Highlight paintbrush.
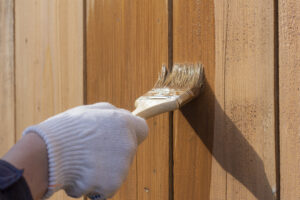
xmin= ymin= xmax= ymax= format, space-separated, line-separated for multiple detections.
xmin=132 ymin=63 xmax=204 ymax=119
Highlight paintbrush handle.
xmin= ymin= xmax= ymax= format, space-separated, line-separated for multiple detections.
xmin=132 ymin=99 xmax=178 ymax=119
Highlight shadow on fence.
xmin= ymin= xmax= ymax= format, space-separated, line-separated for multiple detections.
xmin=180 ymin=81 xmax=275 ymax=200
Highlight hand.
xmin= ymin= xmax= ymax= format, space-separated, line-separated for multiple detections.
xmin=23 ymin=103 xmax=148 ymax=199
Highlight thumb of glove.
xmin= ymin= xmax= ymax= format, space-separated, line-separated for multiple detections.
xmin=132 ymin=116 xmax=148 ymax=144
xmin=121 ymin=110 xmax=148 ymax=145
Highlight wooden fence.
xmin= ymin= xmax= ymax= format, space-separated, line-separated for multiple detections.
xmin=0 ymin=0 xmax=299 ymax=199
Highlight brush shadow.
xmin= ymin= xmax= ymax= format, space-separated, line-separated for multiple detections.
xmin=180 ymin=82 xmax=275 ymax=200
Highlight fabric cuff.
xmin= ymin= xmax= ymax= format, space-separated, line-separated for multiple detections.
xmin=22 ymin=115 xmax=87 ymax=199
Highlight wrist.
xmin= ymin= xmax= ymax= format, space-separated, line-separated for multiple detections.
xmin=23 ymin=119 xmax=90 ymax=198
xmin=2 ymin=132 xmax=48 ymax=200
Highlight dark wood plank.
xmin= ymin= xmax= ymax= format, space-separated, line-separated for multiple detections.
xmin=86 ymin=0 xmax=169 ymax=199
xmin=173 ymin=0 xmax=216 ymax=199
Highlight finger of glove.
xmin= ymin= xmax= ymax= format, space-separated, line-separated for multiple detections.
xmin=87 ymin=102 xmax=117 ymax=110
xmin=122 ymin=111 xmax=148 ymax=145
xmin=133 ymin=116 xmax=148 ymax=144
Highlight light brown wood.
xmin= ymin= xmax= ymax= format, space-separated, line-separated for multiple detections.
xmin=86 ymin=0 xmax=169 ymax=199
xmin=173 ymin=0 xmax=216 ymax=199
xmin=211 ymin=0 xmax=277 ymax=199
xmin=279 ymin=0 xmax=300 ymax=199
xmin=0 ymin=0 xmax=15 ymax=157
xmin=0 ymin=0 xmax=289 ymax=199
xmin=210 ymin=0 xmax=227 ymax=198
xmin=15 ymin=0 xmax=84 ymax=199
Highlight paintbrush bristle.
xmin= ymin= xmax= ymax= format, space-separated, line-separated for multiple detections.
xmin=154 ymin=63 xmax=204 ymax=92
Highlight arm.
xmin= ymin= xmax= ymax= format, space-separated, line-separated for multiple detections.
xmin=2 ymin=132 xmax=48 ymax=200
xmin=2 ymin=103 xmax=148 ymax=200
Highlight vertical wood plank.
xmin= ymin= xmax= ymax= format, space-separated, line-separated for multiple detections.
xmin=173 ymin=0 xmax=216 ymax=199
xmin=15 ymin=0 xmax=84 ymax=199
xmin=279 ymin=0 xmax=300 ymax=199
xmin=86 ymin=0 xmax=169 ymax=200
xmin=210 ymin=0 xmax=227 ymax=198
xmin=211 ymin=0 xmax=277 ymax=199
xmin=0 ymin=0 xmax=14 ymax=157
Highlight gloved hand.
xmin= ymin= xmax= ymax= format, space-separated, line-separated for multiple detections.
xmin=22 ymin=102 xmax=148 ymax=199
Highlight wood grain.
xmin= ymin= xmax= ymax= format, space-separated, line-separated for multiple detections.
xmin=279 ymin=0 xmax=300 ymax=199
xmin=210 ymin=0 xmax=227 ymax=198
xmin=15 ymin=0 xmax=84 ymax=199
xmin=86 ymin=0 xmax=169 ymax=200
xmin=173 ymin=0 xmax=216 ymax=199
xmin=0 ymin=0 xmax=15 ymax=157
xmin=211 ymin=0 xmax=277 ymax=199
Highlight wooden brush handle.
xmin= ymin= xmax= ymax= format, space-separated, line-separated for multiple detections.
xmin=132 ymin=99 xmax=178 ymax=119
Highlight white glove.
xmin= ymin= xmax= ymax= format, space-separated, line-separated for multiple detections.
xmin=22 ymin=102 xmax=148 ymax=199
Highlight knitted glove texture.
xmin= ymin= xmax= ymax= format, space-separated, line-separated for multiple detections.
xmin=23 ymin=103 xmax=148 ymax=199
